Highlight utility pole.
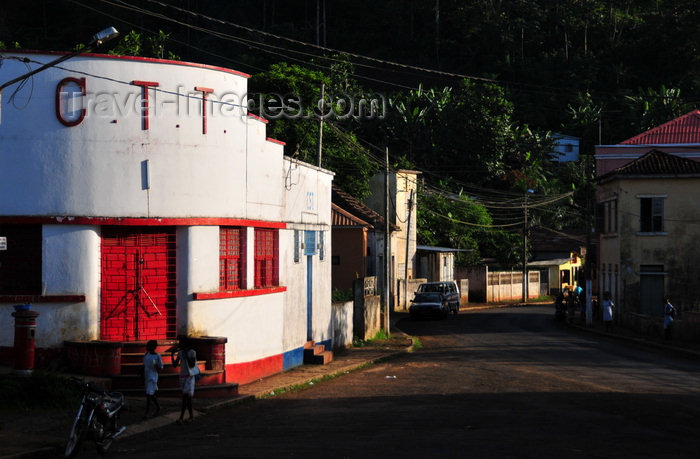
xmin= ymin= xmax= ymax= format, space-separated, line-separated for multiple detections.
xmin=522 ymin=189 xmax=533 ymax=303
xmin=434 ymin=0 xmax=440 ymax=67
xmin=316 ymin=0 xmax=320 ymax=46
xmin=585 ymin=154 xmax=593 ymax=326
xmin=316 ymin=83 xmax=324 ymax=167
xmin=384 ymin=147 xmax=391 ymax=335
xmin=403 ymin=188 xmax=414 ymax=311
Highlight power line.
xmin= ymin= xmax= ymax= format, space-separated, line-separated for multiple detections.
xmin=85 ymin=0 xmax=421 ymax=91
xmin=66 ymin=0 xmax=269 ymax=74
xmin=87 ymin=0 xmax=627 ymax=101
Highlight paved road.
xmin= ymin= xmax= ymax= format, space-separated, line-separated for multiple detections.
xmin=107 ymin=306 xmax=700 ymax=458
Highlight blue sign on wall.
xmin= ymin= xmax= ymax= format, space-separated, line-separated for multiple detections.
xmin=304 ymin=231 xmax=317 ymax=256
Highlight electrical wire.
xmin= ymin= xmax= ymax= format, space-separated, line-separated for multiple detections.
xmin=84 ymin=0 xmax=421 ymax=91
xmin=66 ymin=0 xmax=269 ymax=74
xmin=25 ymin=2 xmax=583 ymax=233
xmin=21 ymin=56 xmax=248 ymax=113
xmin=423 ymin=208 xmax=524 ymax=228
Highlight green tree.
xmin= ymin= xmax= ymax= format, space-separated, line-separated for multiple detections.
xmin=625 ymin=86 xmax=694 ymax=132
xmin=417 ymin=182 xmax=521 ymax=267
xmin=108 ymin=30 xmax=179 ymax=60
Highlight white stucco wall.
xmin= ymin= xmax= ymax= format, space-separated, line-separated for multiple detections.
xmin=281 ymin=157 xmax=333 ymax=351
xmin=0 ymin=52 xmax=249 ymax=219
xmin=0 ymin=225 xmax=100 ymax=347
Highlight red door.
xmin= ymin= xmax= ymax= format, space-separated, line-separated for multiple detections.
xmin=100 ymin=227 xmax=176 ymax=341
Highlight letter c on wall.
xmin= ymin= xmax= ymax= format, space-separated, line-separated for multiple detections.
xmin=55 ymin=77 xmax=86 ymax=127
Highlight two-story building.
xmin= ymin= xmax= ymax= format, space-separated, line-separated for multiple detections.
xmin=595 ymin=110 xmax=700 ymax=327
xmin=365 ymin=170 xmax=420 ymax=310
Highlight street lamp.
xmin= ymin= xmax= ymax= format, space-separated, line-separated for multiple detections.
xmin=0 ymin=27 xmax=119 ymax=123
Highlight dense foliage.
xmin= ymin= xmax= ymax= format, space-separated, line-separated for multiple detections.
xmin=2 ymin=1 xmax=697 ymax=266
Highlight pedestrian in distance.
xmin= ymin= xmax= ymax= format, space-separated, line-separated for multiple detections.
xmin=573 ymin=284 xmax=584 ymax=321
xmin=143 ymin=339 xmax=163 ymax=419
xmin=554 ymin=290 xmax=566 ymax=321
xmin=663 ymin=298 xmax=676 ymax=340
xmin=172 ymin=337 xmax=197 ymax=424
xmin=564 ymin=288 xmax=576 ymax=325
xmin=602 ymin=292 xmax=615 ymax=333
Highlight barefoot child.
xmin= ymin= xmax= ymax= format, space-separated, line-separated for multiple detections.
xmin=143 ymin=339 xmax=163 ymax=419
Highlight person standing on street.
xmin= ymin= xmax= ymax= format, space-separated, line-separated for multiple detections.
xmin=602 ymin=292 xmax=614 ymax=333
xmin=143 ymin=339 xmax=163 ymax=419
xmin=664 ymin=298 xmax=676 ymax=340
xmin=172 ymin=338 xmax=197 ymax=424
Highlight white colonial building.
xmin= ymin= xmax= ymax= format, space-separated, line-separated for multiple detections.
xmin=0 ymin=51 xmax=333 ymax=385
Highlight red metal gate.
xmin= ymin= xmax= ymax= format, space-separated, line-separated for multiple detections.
xmin=100 ymin=227 xmax=176 ymax=341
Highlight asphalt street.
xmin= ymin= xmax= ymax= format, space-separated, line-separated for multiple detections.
xmin=104 ymin=305 xmax=700 ymax=459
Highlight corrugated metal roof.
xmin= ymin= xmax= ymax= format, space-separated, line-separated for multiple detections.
xmin=527 ymin=258 xmax=571 ymax=267
xmin=621 ymin=110 xmax=700 ymax=145
xmin=598 ymin=149 xmax=700 ymax=180
xmin=416 ymin=245 xmax=472 ymax=253
xmin=331 ymin=203 xmax=371 ymax=228
xmin=331 ymin=185 xmax=400 ymax=232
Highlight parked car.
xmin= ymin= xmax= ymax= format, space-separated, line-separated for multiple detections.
xmin=414 ymin=281 xmax=460 ymax=316
xmin=409 ymin=292 xmax=450 ymax=319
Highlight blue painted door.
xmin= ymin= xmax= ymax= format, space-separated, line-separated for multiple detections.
xmin=304 ymin=231 xmax=317 ymax=341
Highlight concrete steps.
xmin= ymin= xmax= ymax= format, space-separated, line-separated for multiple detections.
xmin=303 ymin=341 xmax=333 ymax=365
xmin=110 ymin=341 xmax=239 ymax=398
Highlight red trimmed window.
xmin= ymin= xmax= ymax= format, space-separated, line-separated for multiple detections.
xmin=254 ymin=228 xmax=279 ymax=288
xmin=220 ymin=227 xmax=246 ymax=291
xmin=0 ymin=225 xmax=42 ymax=294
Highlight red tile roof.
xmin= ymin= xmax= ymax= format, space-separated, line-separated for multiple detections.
xmin=598 ymin=149 xmax=700 ymax=181
xmin=620 ymin=110 xmax=700 ymax=145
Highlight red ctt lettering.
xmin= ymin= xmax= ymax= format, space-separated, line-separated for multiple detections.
xmin=195 ymin=86 xmax=214 ymax=134
xmin=55 ymin=77 xmax=86 ymax=127
xmin=132 ymin=80 xmax=159 ymax=130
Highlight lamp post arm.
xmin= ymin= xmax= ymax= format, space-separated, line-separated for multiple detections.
xmin=0 ymin=50 xmax=83 ymax=92
xmin=0 ymin=27 xmax=118 ymax=123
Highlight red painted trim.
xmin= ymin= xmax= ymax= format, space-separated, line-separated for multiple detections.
xmin=0 ymin=294 xmax=85 ymax=303
xmin=195 ymin=86 xmax=214 ymax=134
xmin=4 ymin=50 xmax=250 ymax=78
xmin=55 ymin=77 xmax=86 ymax=127
xmin=247 ymin=113 xmax=269 ymax=124
xmin=225 ymin=355 xmax=282 ymax=385
xmin=193 ymin=286 xmax=286 ymax=300
xmin=0 ymin=216 xmax=287 ymax=228
xmin=266 ymin=137 xmax=286 ymax=146
xmin=131 ymin=80 xmax=159 ymax=130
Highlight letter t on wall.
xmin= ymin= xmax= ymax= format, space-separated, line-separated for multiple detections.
xmin=132 ymin=80 xmax=159 ymax=130
xmin=195 ymin=86 xmax=214 ymax=134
